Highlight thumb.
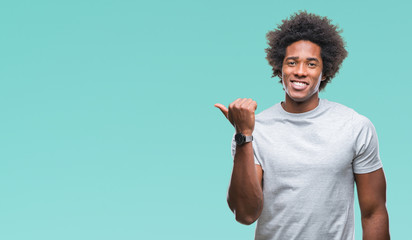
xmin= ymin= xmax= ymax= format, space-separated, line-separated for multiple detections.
xmin=214 ymin=103 xmax=229 ymax=118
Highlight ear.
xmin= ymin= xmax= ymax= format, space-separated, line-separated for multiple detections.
xmin=321 ymin=76 xmax=327 ymax=81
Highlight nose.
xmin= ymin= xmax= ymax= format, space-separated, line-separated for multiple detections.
xmin=293 ymin=63 xmax=307 ymax=77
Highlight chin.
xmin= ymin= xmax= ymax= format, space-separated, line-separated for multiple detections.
xmin=288 ymin=92 xmax=311 ymax=102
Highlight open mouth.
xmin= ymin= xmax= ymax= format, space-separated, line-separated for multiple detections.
xmin=290 ymin=80 xmax=309 ymax=90
xmin=290 ymin=80 xmax=309 ymax=86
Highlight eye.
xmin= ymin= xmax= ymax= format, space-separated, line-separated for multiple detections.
xmin=308 ymin=62 xmax=317 ymax=67
xmin=287 ymin=61 xmax=296 ymax=66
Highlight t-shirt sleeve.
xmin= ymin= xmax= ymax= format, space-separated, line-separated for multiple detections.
xmin=231 ymin=133 xmax=261 ymax=166
xmin=352 ymin=116 xmax=383 ymax=174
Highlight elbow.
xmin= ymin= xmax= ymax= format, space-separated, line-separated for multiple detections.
xmin=235 ymin=214 xmax=259 ymax=225
xmin=228 ymin=198 xmax=263 ymax=225
xmin=227 ymin=192 xmax=263 ymax=225
xmin=361 ymin=204 xmax=388 ymax=220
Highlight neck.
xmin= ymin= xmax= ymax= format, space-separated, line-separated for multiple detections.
xmin=281 ymin=93 xmax=320 ymax=113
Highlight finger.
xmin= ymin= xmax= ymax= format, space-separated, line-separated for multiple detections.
xmin=236 ymin=98 xmax=249 ymax=108
xmin=239 ymin=99 xmax=254 ymax=112
xmin=240 ymin=98 xmax=253 ymax=107
xmin=246 ymin=99 xmax=257 ymax=111
xmin=214 ymin=103 xmax=229 ymax=118
xmin=229 ymin=98 xmax=242 ymax=109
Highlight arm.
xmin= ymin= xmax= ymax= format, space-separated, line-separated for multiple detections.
xmin=355 ymin=168 xmax=390 ymax=240
xmin=227 ymin=147 xmax=263 ymax=225
xmin=215 ymin=98 xmax=263 ymax=225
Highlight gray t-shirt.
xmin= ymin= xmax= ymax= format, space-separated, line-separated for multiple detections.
xmin=231 ymin=98 xmax=382 ymax=240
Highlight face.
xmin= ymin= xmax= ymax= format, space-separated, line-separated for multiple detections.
xmin=281 ymin=40 xmax=325 ymax=103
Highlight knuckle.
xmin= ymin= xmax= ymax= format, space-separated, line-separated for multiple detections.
xmin=241 ymin=108 xmax=247 ymax=113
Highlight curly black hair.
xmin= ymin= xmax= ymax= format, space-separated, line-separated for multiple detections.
xmin=265 ymin=11 xmax=348 ymax=91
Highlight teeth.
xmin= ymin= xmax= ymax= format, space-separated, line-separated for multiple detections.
xmin=293 ymin=81 xmax=306 ymax=86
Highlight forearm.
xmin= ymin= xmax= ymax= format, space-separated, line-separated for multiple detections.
xmin=362 ymin=208 xmax=390 ymax=240
xmin=227 ymin=142 xmax=263 ymax=225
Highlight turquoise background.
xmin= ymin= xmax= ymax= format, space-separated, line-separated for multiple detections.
xmin=0 ymin=0 xmax=410 ymax=239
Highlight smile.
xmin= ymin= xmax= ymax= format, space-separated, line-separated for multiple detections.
xmin=290 ymin=80 xmax=309 ymax=85
xmin=290 ymin=80 xmax=309 ymax=90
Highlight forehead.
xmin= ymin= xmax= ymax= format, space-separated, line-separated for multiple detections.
xmin=285 ymin=40 xmax=322 ymax=60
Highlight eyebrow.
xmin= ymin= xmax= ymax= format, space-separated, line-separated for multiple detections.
xmin=307 ymin=57 xmax=320 ymax=63
xmin=285 ymin=56 xmax=320 ymax=62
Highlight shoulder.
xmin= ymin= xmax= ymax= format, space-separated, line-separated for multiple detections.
xmin=322 ymin=99 xmax=357 ymax=117
xmin=352 ymin=112 xmax=377 ymax=138
xmin=325 ymin=99 xmax=376 ymax=132
xmin=323 ymin=99 xmax=370 ymax=121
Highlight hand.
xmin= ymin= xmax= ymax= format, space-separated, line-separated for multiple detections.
xmin=214 ymin=98 xmax=257 ymax=136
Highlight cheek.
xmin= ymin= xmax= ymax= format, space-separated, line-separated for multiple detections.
xmin=281 ymin=67 xmax=292 ymax=77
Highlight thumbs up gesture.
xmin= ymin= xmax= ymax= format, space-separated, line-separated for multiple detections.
xmin=214 ymin=98 xmax=257 ymax=136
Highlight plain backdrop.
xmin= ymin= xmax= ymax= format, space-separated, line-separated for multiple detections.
xmin=1 ymin=0 xmax=411 ymax=239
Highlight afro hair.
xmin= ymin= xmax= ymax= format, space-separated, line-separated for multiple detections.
xmin=265 ymin=11 xmax=348 ymax=91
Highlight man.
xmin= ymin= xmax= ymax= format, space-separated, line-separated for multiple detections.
xmin=214 ymin=11 xmax=390 ymax=240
